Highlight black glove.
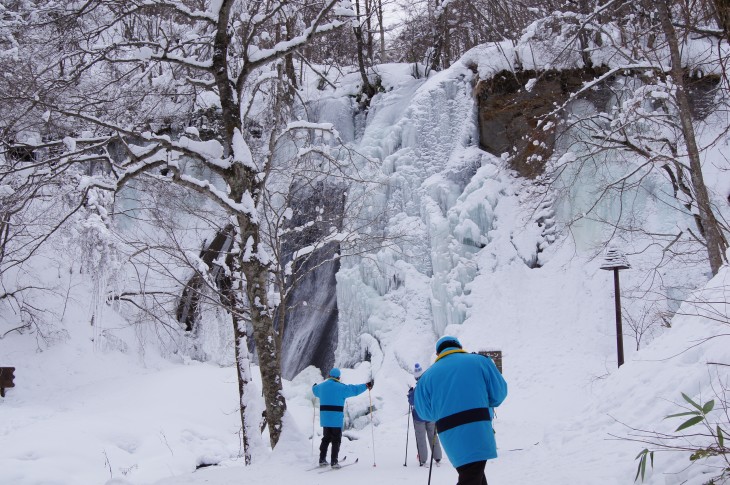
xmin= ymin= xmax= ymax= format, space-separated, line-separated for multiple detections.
xmin=366 ymin=380 xmax=374 ymax=390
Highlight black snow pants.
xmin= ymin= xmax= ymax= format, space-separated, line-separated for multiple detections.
xmin=319 ymin=427 xmax=342 ymax=464
xmin=456 ymin=460 xmax=488 ymax=485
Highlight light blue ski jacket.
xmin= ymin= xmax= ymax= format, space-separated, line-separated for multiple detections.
xmin=414 ymin=350 xmax=507 ymax=467
xmin=312 ymin=378 xmax=367 ymax=428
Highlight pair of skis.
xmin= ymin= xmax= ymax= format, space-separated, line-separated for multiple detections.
xmin=306 ymin=456 xmax=359 ymax=473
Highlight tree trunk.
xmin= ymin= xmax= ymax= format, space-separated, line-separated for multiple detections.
xmin=239 ymin=222 xmax=286 ymax=446
xmin=354 ymin=0 xmax=375 ymax=99
xmin=658 ymin=0 xmax=727 ymax=275
xmin=233 ymin=329 xmax=252 ymax=464
xmin=365 ymin=0 xmax=373 ymax=62
xmin=275 ymin=290 xmax=288 ymax=358
xmin=443 ymin=8 xmax=451 ymax=68
xmin=713 ymin=0 xmax=730 ymax=41
xmin=225 ymin=257 xmax=252 ymax=464
xmin=212 ymin=0 xmax=240 ymax=143
xmin=283 ymin=17 xmax=298 ymax=102
xmin=376 ymin=0 xmax=386 ymax=62
xmin=212 ymin=0 xmax=288 ymax=452
xmin=429 ymin=1 xmax=447 ymax=73
xmin=578 ymin=0 xmax=593 ymax=68
xmin=210 ymin=0 xmax=256 ymax=457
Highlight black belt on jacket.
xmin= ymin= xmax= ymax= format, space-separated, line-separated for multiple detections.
xmin=320 ymin=405 xmax=344 ymax=412
xmin=436 ymin=407 xmax=491 ymax=433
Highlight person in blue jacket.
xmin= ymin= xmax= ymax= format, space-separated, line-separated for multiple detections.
xmin=415 ymin=336 xmax=507 ymax=485
xmin=312 ymin=368 xmax=374 ymax=468
xmin=407 ymin=363 xmax=442 ymax=466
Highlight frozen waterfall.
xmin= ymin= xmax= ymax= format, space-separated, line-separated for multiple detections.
xmin=331 ymin=65 xmax=551 ymax=370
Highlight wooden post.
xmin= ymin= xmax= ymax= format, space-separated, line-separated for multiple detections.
xmin=600 ymin=248 xmax=630 ymax=368
xmin=613 ymin=269 xmax=625 ymax=367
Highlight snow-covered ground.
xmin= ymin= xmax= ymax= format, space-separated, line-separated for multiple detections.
xmin=2 ymin=38 xmax=730 ymax=485
xmin=2 ymin=253 xmax=728 ymax=485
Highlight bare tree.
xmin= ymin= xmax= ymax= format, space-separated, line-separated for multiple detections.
xmin=657 ymin=0 xmax=727 ymax=275
xmin=393 ymin=0 xmax=538 ymax=71
xmin=530 ymin=1 xmax=729 ymax=278
xmin=353 ymin=0 xmax=379 ymax=100
xmin=2 ymin=0 xmax=356 ymax=459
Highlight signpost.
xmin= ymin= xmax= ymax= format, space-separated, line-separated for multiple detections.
xmin=599 ymin=248 xmax=630 ymax=367
xmin=477 ymin=350 xmax=503 ymax=373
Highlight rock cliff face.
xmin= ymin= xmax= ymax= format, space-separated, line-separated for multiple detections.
xmin=475 ymin=67 xmax=610 ymax=179
xmin=279 ymin=182 xmax=345 ymax=379
xmin=475 ymin=67 xmax=720 ymax=179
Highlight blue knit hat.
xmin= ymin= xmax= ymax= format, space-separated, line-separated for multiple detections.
xmin=329 ymin=368 xmax=341 ymax=378
xmin=413 ymin=363 xmax=424 ymax=379
xmin=435 ymin=336 xmax=462 ymax=355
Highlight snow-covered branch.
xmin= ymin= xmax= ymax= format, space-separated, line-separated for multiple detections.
xmin=138 ymin=0 xmax=218 ymax=23
xmin=543 ymin=63 xmax=658 ymax=123
xmin=237 ymin=0 xmax=352 ymax=91
xmin=173 ymin=172 xmax=257 ymax=220
xmin=95 ymin=41 xmax=213 ymax=71
xmin=289 ymin=230 xmax=355 ymax=262
xmin=281 ymin=121 xmax=341 ymax=140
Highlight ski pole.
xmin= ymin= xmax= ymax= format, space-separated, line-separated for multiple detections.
xmin=311 ymin=398 xmax=316 ymax=456
xmin=427 ymin=431 xmax=438 ymax=485
xmin=404 ymin=405 xmax=411 ymax=466
xmin=369 ymin=388 xmax=376 ymax=467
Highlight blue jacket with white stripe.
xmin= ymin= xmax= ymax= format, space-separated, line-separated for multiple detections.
xmin=313 ymin=378 xmax=368 ymax=428
xmin=414 ymin=350 xmax=507 ymax=467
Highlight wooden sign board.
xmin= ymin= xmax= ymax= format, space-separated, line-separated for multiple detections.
xmin=0 ymin=367 xmax=15 ymax=397
xmin=476 ymin=351 xmax=502 ymax=374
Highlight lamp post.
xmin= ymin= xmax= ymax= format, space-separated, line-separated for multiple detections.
xmin=600 ymin=248 xmax=630 ymax=367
